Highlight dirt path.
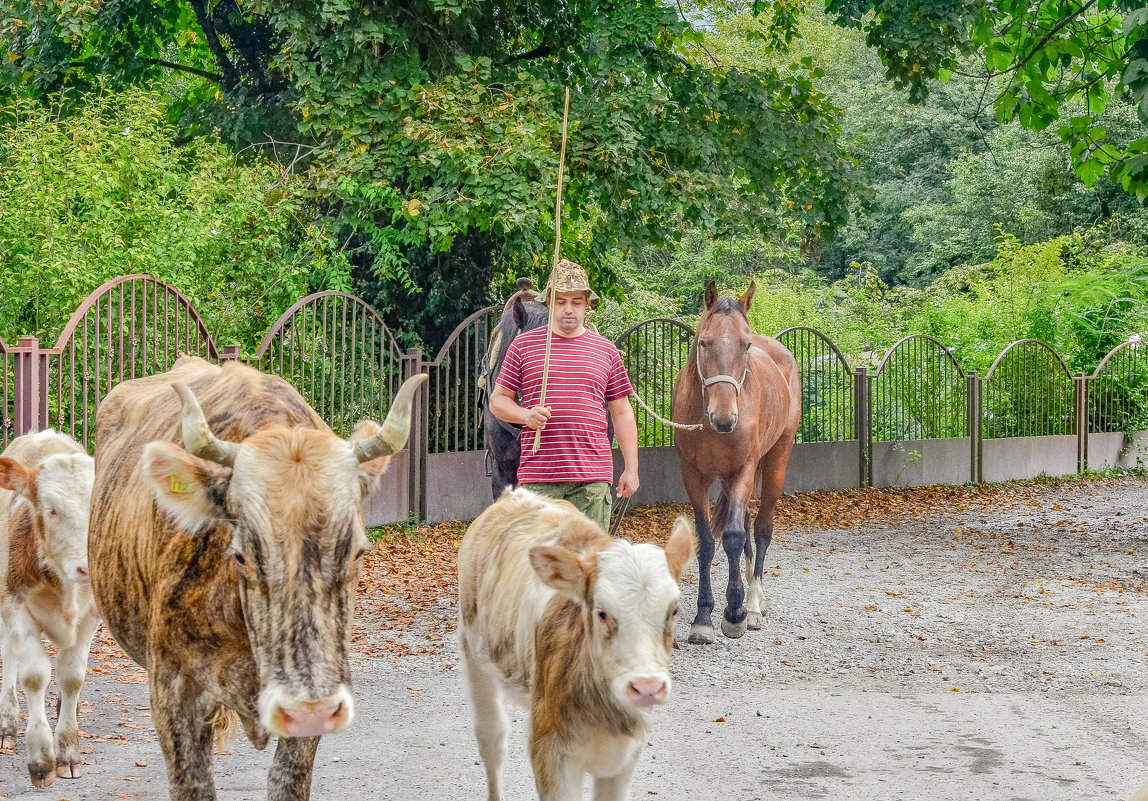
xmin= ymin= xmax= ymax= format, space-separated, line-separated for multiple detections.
xmin=3 ymin=478 xmax=1148 ymax=800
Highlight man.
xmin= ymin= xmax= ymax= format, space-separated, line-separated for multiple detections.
xmin=489 ymin=259 xmax=639 ymax=530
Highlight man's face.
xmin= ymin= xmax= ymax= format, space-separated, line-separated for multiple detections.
xmin=552 ymin=290 xmax=589 ymax=335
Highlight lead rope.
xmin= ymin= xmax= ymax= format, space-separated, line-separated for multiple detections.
xmin=608 ymin=493 xmax=632 ymax=536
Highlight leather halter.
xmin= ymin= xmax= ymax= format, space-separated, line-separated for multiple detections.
xmin=696 ymin=347 xmax=750 ymax=397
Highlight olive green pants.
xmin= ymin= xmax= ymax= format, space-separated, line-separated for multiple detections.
xmin=519 ymin=481 xmax=613 ymax=531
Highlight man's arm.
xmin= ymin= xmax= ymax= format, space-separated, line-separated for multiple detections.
xmin=608 ymin=396 xmax=639 ymax=498
xmin=489 ymin=385 xmax=551 ymax=431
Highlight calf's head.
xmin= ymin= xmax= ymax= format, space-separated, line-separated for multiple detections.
xmin=530 ymin=516 xmax=695 ymax=708
xmin=0 ymin=451 xmax=95 ymax=584
xmin=140 ymin=374 xmax=426 ymax=739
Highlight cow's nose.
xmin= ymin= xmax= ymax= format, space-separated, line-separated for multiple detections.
xmin=626 ymin=678 xmax=668 ymax=706
xmin=74 ymin=566 xmax=91 ymax=584
xmin=274 ymin=699 xmax=350 ymax=738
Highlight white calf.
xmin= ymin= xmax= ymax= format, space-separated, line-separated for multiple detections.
xmin=458 ymin=488 xmax=694 ymax=801
xmin=0 ymin=430 xmax=98 ymax=788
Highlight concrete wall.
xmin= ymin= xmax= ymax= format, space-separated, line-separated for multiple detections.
xmin=1086 ymin=431 xmax=1148 ymax=471
xmin=872 ymin=437 xmax=971 ymax=489
xmin=363 ymin=450 xmax=410 ymax=528
xmin=785 ymin=441 xmax=861 ymax=493
xmin=366 ymin=430 xmax=1148 ymax=527
xmin=982 ymin=435 xmax=1077 ymax=483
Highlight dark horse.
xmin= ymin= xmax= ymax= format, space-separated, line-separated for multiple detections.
xmin=672 ymin=281 xmax=801 ymax=644
xmin=481 ymin=284 xmax=549 ymax=498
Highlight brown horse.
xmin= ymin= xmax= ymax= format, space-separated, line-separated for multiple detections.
xmin=672 ymin=281 xmax=800 ymax=643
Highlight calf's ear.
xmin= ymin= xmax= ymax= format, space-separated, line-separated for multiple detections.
xmin=141 ymin=442 xmax=231 ymax=533
xmin=0 ymin=457 xmax=36 ymax=502
xmin=529 ymin=545 xmax=595 ymax=601
xmin=664 ymin=516 xmax=696 ymax=582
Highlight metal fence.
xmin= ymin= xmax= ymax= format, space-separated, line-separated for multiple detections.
xmin=10 ymin=275 xmax=1148 ymax=519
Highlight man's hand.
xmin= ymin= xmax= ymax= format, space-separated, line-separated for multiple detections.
xmin=616 ymin=467 xmax=639 ymax=499
xmin=523 ymin=405 xmax=552 ymax=431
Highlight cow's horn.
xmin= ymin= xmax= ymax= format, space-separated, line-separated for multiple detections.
xmin=352 ymin=374 xmax=429 ymax=463
xmin=171 ymin=382 xmax=240 ymax=467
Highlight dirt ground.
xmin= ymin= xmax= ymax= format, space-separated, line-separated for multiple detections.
xmin=3 ymin=477 xmax=1148 ymax=800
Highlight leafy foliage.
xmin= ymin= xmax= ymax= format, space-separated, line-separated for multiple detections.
xmin=0 ymin=89 xmax=351 ymax=348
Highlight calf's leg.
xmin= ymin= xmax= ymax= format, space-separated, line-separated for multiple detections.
xmin=593 ymin=746 xmax=641 ymax=801
xmin=267 ymin=735 xmax=320 ymax=801
xmin=0 ymin=623 xmax=19 ymax=750
xmin=463 ymin=643 xmax=509 ymax=801
xmin=7 ymin=606 xmax=55 ymax=786
xmin=54 ymin=613 xmax=100 ymax=778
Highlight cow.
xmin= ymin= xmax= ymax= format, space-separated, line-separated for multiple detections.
xmin=88 ymin=356 xmax=426 ymax=801
xmin=0 ymin=429 xmax=97 ymax=788
xmin=458 ymin=488 xmax=695 ymax=801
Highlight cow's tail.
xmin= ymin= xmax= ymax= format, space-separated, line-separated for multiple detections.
xmin=211 ymin=707 xmax=240 ymax=755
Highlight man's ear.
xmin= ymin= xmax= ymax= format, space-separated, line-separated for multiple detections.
xmin=141 ymin=442 xmax=231 ymax=532
xmin=0 ymin=457 xmax=37 ymax=503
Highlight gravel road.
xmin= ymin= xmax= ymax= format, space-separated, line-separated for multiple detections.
xmin=3 ymin=477 xmax=1148 ymax=800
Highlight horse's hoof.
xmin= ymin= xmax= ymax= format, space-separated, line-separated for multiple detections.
xmin=688 ymin=624 xmax=715 ymax=644
xmin=746 ymin=611 xmax=763 ymax=631
xmin=721 ymin=617 xmax=747 ymax=639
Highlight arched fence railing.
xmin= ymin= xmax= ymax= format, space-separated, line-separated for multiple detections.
xmin=776 ymin=326 xmax=854 ymax=444
xmin=982 ymin=339 xmax=1077 ymax=439
xmin=613 ymin=318 xmax=695 ymax=447
xmin=10 ymin=274 xmax=1148 ymax=520
xmin=871 ymin=335 xmax=967 ymax=441
xmin=424 ymin=305 xmax=501 ymax=454
xmin=251 ymin=291 xmax=405 ymax=440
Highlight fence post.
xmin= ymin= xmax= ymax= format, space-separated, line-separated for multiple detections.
xmin=1075 ymin=372 xmax=1088 ymax=473
xmin=402 ymin=347 xmax=427 ymax=523
xmin=967 ymin=370 xmax=982 ymax=483
xmin=12 ymin=337 xmax=49 ymax=438
xmin=854 ymin=367 xmax=871 ymax=488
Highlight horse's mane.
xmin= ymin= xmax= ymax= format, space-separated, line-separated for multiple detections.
xmin=708 ymin=297 xmax=747 ymax=319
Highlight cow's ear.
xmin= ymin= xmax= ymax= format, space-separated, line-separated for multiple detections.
xmin=704 ymin=280 xmax=718 ymax=310
xmin=141 ymin=442 xmax=231 ymax=533
xmin=529 ymin=545 xmax=594 ymax=600
xmin=738 ymin=281 xmax=756 ymax=313
xmin=663 ymin=516 xmax=696 ymax=582
xmin=349 ymin=420 xmax=392 ymax=484
xmin=0 ymin=457 xmax=36 ymax=502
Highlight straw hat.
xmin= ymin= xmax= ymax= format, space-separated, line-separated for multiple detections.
xmin=543 ymin=259 xmax=599 ymax=308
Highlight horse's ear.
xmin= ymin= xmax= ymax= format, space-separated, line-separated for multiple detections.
xmin=739 ymin=281 xmax=756 ymax=313
xmin=513 ymin=297 xmax=527 ymax=331
xmin=704 ymin=280 xmax=718 ymax=310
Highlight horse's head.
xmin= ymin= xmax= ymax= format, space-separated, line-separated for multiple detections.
xmin=695 ymin=280 xmax=756 ymax=433
xmin=489 ymin=293 xmax=549 ymax=387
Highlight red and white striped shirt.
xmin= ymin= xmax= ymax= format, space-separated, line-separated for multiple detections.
xmin=496 ymin=327 xmax=633 ymax=484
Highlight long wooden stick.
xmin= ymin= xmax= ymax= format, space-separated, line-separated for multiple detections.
xmin=533 ymin=86 xmax=571 ymax=455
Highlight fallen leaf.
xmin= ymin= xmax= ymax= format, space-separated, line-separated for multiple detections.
xmin=714 ymin=717 xmax=726 ymax=722
xmin=810 ymin=743 xmax=826 ymax=749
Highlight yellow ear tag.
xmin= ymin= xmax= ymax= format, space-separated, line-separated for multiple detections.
xmin=169 ymin=475 xmax=188 ymax=494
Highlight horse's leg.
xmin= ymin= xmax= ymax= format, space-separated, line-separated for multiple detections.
xmin=749 ymin=440 xmax=794 ymax=631
xmin=681 ymin=463 xmax=716 ymax=645
xmin=743 ymin=500 xmax=763 ymax=631
xmin=720 ymin=468 xmax=756 ymax=639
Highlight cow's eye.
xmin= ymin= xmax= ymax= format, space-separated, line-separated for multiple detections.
xmin=46 ymin=508 xmax=58 ymax=518
xmin=234 ymin=552 xmax=247 ymax=566
xmin=598 ymin=610 xmax=608 ymax=621
xmin=354 ymin=548 xmax=367 ymax=561
xmin=671 ymin=606 xmax=679 ymax=617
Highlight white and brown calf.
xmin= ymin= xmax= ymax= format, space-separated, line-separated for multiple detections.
xmin=458 ymin=488 xmax=694 ymax=801
xmin=0 ymin=429 xmax=97 ymax=788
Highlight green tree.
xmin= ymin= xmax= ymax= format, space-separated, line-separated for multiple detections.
xmin=827 ymin=0 xmax=1148 ymax=199
xmin=0 ymin=89 xmax=350 ymax=348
